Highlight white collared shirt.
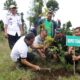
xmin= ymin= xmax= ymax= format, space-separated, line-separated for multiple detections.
xmin=4 ymin=13 xmax=22 ymax=36
xmin=10 ymin=36 xmax=29 ymax=62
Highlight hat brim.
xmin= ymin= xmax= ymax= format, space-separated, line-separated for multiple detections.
xmin=10 ymin=7 xmax=16 ymax=9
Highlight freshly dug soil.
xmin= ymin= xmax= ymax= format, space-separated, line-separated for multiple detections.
xmin=33 ymin=68 xmax=74 ymax=80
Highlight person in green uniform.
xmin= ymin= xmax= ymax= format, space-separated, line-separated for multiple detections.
xmin=39 ymin=9 xmax=58 ymax=37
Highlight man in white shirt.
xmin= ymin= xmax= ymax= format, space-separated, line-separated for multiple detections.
xmin=4 ymin=5 xmax=24 ymax=49
xmin=10 ymin=32 xmax=44 ymax=70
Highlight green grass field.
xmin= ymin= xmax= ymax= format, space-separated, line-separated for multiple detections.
xmin=0 ymin=32 xmax=80 ymax=80
xmin=0 ymin=32 xmax=35 ymax=80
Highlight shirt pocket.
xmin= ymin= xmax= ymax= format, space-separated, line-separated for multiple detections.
xmin=8 ymin=18 xmax=13 ymax=25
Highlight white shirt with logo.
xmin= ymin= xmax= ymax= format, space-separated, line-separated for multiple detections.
xmin=10 ymin=36 xmax=29 ymax=62
xmin=4 ymin=13 xmax=22 ymax=36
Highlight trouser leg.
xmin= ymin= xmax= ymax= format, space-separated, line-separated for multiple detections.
xmin=8 ymin=33 xmax=20 ymax=49
xmin=65 ymin=53 xmax=78 ymax=65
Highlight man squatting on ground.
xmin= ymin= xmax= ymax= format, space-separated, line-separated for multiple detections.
xmin=33 ymin=30 xmax=47 ymax=60
xmin=10 ymin=32 xmax=44 ymax=70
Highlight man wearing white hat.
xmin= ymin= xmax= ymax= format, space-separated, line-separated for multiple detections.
xmin=4 ymin=5 xmax=24 ymax=49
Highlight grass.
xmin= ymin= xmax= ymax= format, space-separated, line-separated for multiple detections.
xmin=0 ymin=32 xmax=36 ymax=80
xmin=0 ymin=32 xmax=80 ymax=80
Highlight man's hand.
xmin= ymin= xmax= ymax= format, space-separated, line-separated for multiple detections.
xmin=4 ymin=25 xmax=8 ymax=38
xmin=68 ymin=47 xmax=74 ymax=54
xmin=34 ymin=65 xmax=41 ymax=70
xmin=72 ymin=55 xmax=79 ymax=61
xmin=4 ymin=32 xmax=8 ymax=38
xmin=40 ymin=53 xmax=46 ymax=60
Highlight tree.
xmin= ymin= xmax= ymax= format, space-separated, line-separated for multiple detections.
xmin=4 ymin=0 xmax=17 ymax=10
xmin=21 ymin=12 xmax=24 ymax=27
xmin=66 ymin=21 xmax=72 ymax=28
xmin=28 ymin=0 xmax=43 ymax=25
xmin=34 ymin=0 xmax=43 ymax=16
xmin=46 ymin=0 xmax=59 ymax=11
xmin=62 ymin=21 xmax=72 ymax=35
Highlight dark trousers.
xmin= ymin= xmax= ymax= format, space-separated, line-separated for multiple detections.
xmin=65 ymin=54 xmax=78 ymax=65
xmin=8 ymin=33 xmax=20 ymax=49
xmin=16 ymin=53 xmax=37 ymax=68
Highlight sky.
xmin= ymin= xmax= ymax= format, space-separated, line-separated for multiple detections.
xmin=55 ymin=0 xmax=80 ymax=28
xmin=0 ymin=0 xmax=80 ymax=28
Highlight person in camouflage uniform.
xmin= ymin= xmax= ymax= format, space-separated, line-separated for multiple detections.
xmin=65 ymin=27 xmax=80 ymax=64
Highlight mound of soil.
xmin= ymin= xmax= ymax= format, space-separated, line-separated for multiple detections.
xmin=33 ymin=68 xmax=73 ymax=80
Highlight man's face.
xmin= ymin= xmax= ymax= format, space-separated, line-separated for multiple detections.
xmin=47 ymin=13 xmax=53 ymax=20
xmin=56 ymin=33 xmax=63 ymax=37
xmin=10 ymin=7 xmax=17 ymax=14
xmin=41 ymin=31 xmax=47 ymax=39
xmin=74 ymin=29 xmax=80 ymax=36
xmin=27 ymin=38 xmax=34 ymax=45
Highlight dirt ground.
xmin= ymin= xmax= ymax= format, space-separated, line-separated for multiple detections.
xmin=33 ymin=68 xmax=73 ymax=80
xmin=33 ymin=68 xmax=80 ymax=80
